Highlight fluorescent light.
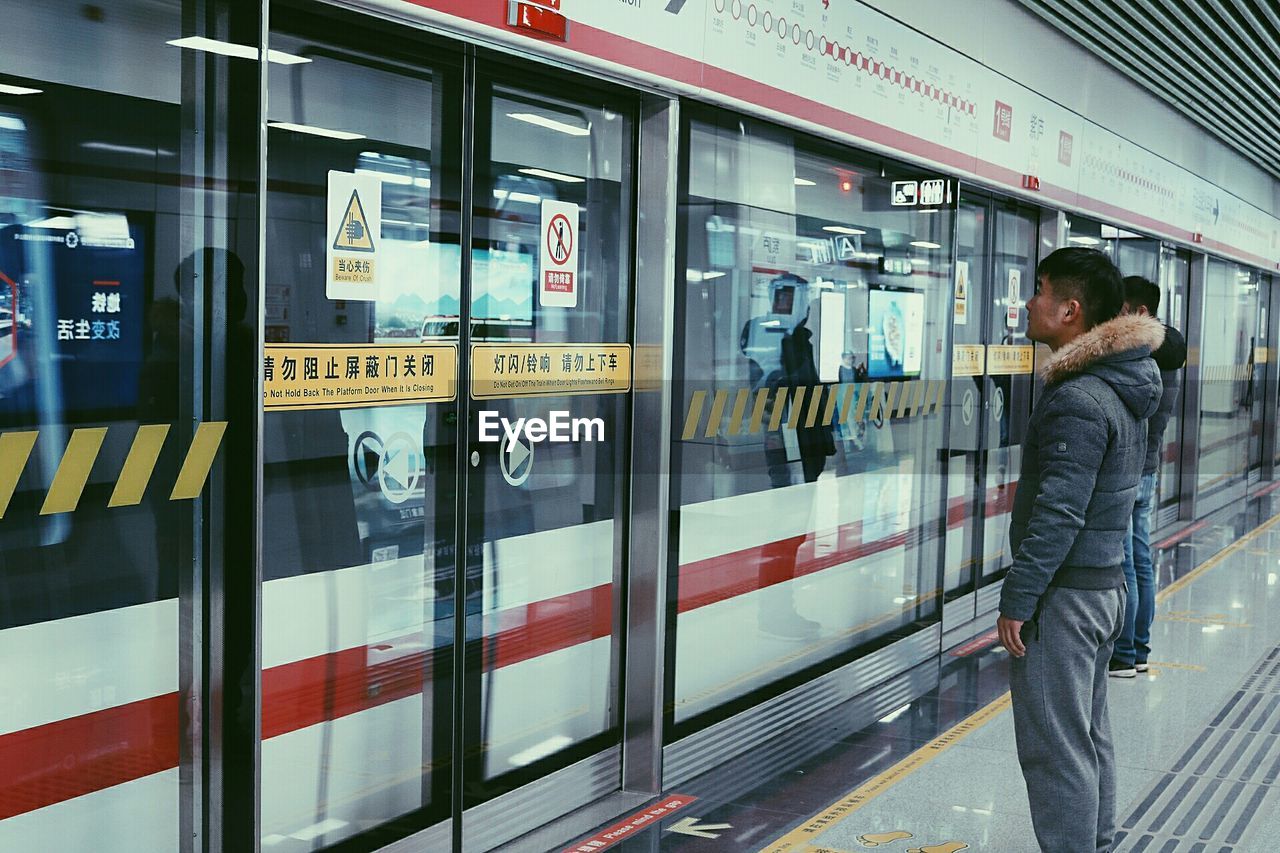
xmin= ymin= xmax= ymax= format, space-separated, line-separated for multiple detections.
xmin=920 ymin=209 xmax=939 ymax=214
xmin=506 ymin=112 xmax=590 ymax=136
xmin=357 ymin=169 xmax=411 ymax=185
xmin=82 ymin=142 xmax=174 ymax=157
xmin=794 ymin=177 xmax=817 ymax=186
xmin=518 ymin=167 xmax=584 ymax=184
xmin=823 ymin=225 xmax=866 ymax=235
xmin=493 ymin=189 xmax=541 ymax=204
xmin=910 ymin=240 xmax=941 ymax=249
xmin=1069 ymin=235 xmax=1101 ymax=245
xmin=0 ymin=84 xmax=42 ymax=96
xmin=355 ymin=169 xmax=429 ymax=189
xmin=167 ymin=36 xmax=311 ymax=65
xmin=268 ymin=121 xmax=365 ymax=141
xmin=703 ymin=271 xmax=726 ymax=280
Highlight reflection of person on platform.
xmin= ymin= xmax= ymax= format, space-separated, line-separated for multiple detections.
xmin=137 ymin=295 xmax=181 ymax=581
xmin=741 ymin=280 xmax=833 ymax=641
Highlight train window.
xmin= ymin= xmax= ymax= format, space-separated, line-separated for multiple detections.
xmin=670 ymin=110 xmax=952 ymax=730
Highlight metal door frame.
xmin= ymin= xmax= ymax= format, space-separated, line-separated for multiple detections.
xmin=1157 ymin=242 xmax=1192 ymax=527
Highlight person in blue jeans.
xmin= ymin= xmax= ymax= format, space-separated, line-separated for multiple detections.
xmin=1110 ymin=276 xmax=1187 ymax=678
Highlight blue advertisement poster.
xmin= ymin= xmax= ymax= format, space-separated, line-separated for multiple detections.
xmin=0 ymin=212 xmax=149 ymax=421
xmin=867 ymin=285 xmax=924 ymax=379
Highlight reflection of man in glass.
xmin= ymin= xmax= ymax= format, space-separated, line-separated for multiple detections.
xmin=740 ymin=274 xmax=832 ymax=640
xmin=138 ymin=295 xmax=181 ymax=577
xmin=838 ymin=350 xmax=857 ymax=383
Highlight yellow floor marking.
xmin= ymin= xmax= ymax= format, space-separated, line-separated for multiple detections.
xmin=756 ymin=510 xmax=1280 ymax=853
xmin=858 ymin=829 xmax=913 ymax=846
xmin=1144 ymin=661 xmax=1206 ymax=672
xmin=907 ymin=843 xmax=967 ymax=853
xmin=1157 ymin=613 xmax=1251 ymax=628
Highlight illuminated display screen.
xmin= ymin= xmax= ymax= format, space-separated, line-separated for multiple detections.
xmin=868 ymin=285 xmax=924 ymax=378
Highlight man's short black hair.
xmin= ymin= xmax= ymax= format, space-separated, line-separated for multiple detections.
xmin=1035 ymin=247 xmax=1123 ymax=329
xmin=1123 ymin=275 xmax=1160 ymax=317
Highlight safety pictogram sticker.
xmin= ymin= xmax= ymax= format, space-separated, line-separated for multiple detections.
xmin=539 ymin=199 xmax=579 ymax=308
xmin=333 ymin=191 xmax=375 ymax=253
xmin=326 ymin=170 xmax=382 ymax=301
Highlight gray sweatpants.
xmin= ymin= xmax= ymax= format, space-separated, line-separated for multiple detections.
xmin=1010 ymin=585 xmax=1125 ymax=853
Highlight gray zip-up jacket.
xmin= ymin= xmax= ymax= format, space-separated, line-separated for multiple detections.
xmin=1000 ymin=314 xmax=1166 ymax=622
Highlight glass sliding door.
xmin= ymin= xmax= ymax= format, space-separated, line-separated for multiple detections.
xmin=459 ymin=68 xmax=635 ymax=806
xmin=979 ymin=203 xmax=1038 ymax=586
xmin=942 ymin=200 xmax=986 ymax=608
xmin=1156 ymin=246 xmax=1190 ymax=520
xmin=261 ymin=6 xmax=463 ymax=849
xmin=942 ymin=194 xmax=1037 ymax=622
xmin=1196 ymin=258 xmax=1258 ymax=514
xmin=1247 ymin=269 xmax=1269 ymax=481
xmin=0 ymin=3 xmax=261 ymax=851
xmin=260 ymin=11 xmax=638 ymax=846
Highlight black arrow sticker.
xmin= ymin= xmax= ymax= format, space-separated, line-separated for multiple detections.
xmin=665 ymin=0 xmax=691 ymax=13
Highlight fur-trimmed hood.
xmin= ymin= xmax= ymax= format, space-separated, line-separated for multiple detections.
xmin=1039 ymin=313 xmax=1166 ymax=419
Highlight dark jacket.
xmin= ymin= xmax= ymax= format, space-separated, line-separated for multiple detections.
xmin=1143 ymin=325 xmax=1187 ymax=475
xmin=1000 ymin=314 xmax=1166 ymax=621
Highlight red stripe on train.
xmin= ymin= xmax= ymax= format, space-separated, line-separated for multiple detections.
xmin=0 ymin=695 xmax=178 ymax=820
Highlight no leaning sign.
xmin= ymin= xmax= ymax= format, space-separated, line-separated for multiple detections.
xmin=540 ymin=199 xmax=579 ymax=308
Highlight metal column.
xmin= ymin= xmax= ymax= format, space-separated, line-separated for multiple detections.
xmin=622 ymin=95 xmax=680 ymax=795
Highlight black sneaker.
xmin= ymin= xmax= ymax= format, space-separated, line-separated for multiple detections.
xmin=1135 ymin=660 xmax=1149 ymax=673
xmin=1108 ymin=659 xmax=1137 ymax=678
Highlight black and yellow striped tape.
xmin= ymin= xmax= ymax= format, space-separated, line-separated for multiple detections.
xmin=0 ymin=422 xmax=227 ymax=518
xmin=682 ymin=380 xmax=947 ymax=441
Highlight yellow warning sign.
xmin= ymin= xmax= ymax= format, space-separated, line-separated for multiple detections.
xmin=263 ymin=343 xmax=457 ymax=411
xmin=951 ymin=344 xmax=986 ymax=376
xmin=327 ymin=171 xmax=382 ymax=301
xmin=986 ymin=344 xmax=1035 ymax=375
xmin=333 ymin=190 xmax=375 ymax=252
xmin=471 ymin=343 xmax=631 ymax=400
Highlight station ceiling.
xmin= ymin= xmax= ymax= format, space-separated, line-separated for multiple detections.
xmin=1017 ymin=0 xmax=1280 ymax=180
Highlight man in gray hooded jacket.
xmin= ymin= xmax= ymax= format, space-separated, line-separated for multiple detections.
xmin=997 ymin=248 xmax=1165 ymax=853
